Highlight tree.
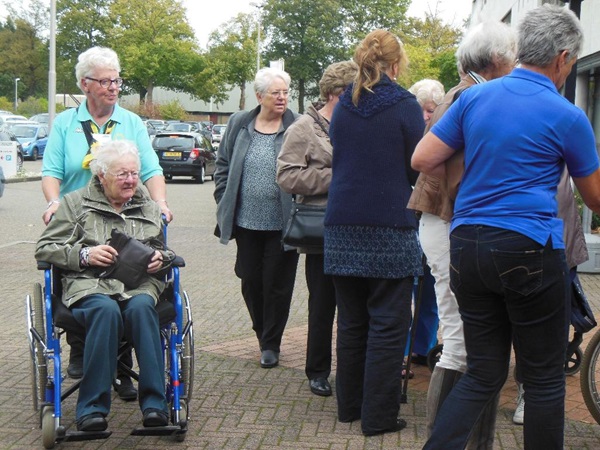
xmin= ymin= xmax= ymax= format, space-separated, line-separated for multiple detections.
xmin=207 ymin=13 xmax=257 ymax=111
xmin=396 ymin=13 xmax=463 ymax=90
xmin=262 ymin=0 xmax=347 ymax=112
xmin=0 ymin=1 xmax=49 ymax=100
xmin=56 ymin=0 xmax=116 ymax=94
xmin=340 ymin=0 xmax=411 ymax=42
xmin=108 ymin=0 xmax=201 ymax=105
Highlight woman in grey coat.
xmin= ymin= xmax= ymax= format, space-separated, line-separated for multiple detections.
xmin=214 ymin=67 xmax=299 ymax=369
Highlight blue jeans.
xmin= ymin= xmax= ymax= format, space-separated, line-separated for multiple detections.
xmin=424 ymin=226 xmax=569 ymax=450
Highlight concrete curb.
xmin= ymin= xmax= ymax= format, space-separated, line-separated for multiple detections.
xmin=5 ymin=175 xmax=42 ymax=183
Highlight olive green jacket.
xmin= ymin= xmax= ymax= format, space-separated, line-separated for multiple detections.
xmin=35 ymin=177 xmax=166 ymax=307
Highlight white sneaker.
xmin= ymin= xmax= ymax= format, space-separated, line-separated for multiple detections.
xmin=513 ymin=382 xmax=525 ymax=425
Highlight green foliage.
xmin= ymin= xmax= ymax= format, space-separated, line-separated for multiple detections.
xmin=0 ymin=96 xmax=13 ymax=111
xmin=340 ymin=0 xmax=411 ymax=42
xmin=207 ymin=13 xmax=257 ymax=110
xmin=17 ymin=96 xmax=48 ymax=116
xmin=159 ymin=100 xmax=187 ymax=121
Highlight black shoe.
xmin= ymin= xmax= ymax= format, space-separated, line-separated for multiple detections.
xmin=67 ymin=357 xmax=83 ymax=379
xmin=411 ymin=353 xmax=428 ymax=366
xmin=309 ymin=377 xmax=332 ymax=397
xmin=363 ymin=419 xmax=407 ymax=436
xmin=113 ymin=376 xmax=138 ymax=401
xmin=77 ymin=413 xmax=108 ymax=432
xmin=143 ymin=408 xmax=169 ymax=427
xmin=260 ymin=350 xmax=279 ymax=368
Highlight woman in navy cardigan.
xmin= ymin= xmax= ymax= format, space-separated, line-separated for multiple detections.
xmin=325 ymin=29 xmax=425 ymax=436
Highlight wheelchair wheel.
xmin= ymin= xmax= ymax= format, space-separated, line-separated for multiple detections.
xmin=41 ymin=404 xmax=56 ymax=449
xmin=27 ymin=283 xmax=47 ymax=412
xmin=581 ymin=328 xmax=600 ymax=425
xmin=427 ymin=344 xmax=444 ymax=372
xmin=565 ymin=346 xmax=582 ymax=376
xmin=180 ymin=290 xmax=194 ymax=404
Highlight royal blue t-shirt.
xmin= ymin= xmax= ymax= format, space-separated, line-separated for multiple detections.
xmin=431 ymin=68 xmax=598 ymax=248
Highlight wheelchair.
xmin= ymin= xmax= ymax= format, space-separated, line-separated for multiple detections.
xmin=25 ymin=233 xmax=194 ymax=449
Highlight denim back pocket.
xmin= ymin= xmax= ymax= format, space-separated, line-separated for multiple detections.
xmin=491 ymin=249 xmax=543 ymax=296
xmin=449 ymin=246 xmax=463 ymax=292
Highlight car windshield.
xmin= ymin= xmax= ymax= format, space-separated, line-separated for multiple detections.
xmin=12 ymin=126 xmax=37 ymax=138
xmin=154 ymin=136 xmax=195 ymax=150
xmin=165 ymin=123 xmax=192 ymax=132
xmin=213 ymin=125 xmax=226 ymax=133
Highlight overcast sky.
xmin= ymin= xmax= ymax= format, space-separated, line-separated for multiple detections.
xmin=185 ymin=0 xmax=474 ymax=49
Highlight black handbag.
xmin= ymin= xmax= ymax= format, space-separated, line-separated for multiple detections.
xmin=99 ymin=229 xmax=155 ymax=289
xmin=282 ymin=198 xmax=326 ymax=249
xmin=571 ymin=274 xmax=597 ymax=334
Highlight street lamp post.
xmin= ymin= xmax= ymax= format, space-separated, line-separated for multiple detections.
xmin=250 ymin=2 xmax=263 ymax=72
xmin=14 ymin=78 xmax=20 ymax=112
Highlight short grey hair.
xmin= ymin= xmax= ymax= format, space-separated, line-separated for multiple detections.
xmin=75 ymin=47 xmax=121 ymax=92
xmin=518 ymin=4 xmax=583 ymax=67
xmin=408 ymin=79 xmax=445 ymax=107
xmin=90 ymin=140 xmax=140 ymax=177
xmin=254 ymin=67 xmax=291 ymax=95
xmin=456 ymin=21 xmax=517 ymax=74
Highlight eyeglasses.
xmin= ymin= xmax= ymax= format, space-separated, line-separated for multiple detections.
xmin=85 ymin=77 xmax=124 ymax=89
xmin=109 ymin=170 xmax=139 ymax=180
xmin=267 ymin=90 xmax=290 ymax=98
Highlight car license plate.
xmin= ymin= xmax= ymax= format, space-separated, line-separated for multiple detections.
xmin=163 ymin=151 xmax=181 ymax=159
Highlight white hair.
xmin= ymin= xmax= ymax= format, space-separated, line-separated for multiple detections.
xmin=75 ymin=47 xmax=121 ymax=93
xmin=408 ymin=79 xmax=445 ymax=107
xmin=89 ymin=140 xmax=140 ymax=176
xmin=254 ymin=67 xmax=291 ymax=95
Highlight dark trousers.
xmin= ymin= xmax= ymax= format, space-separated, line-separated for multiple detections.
xmin=305 ymin=254 xmax=336 ymax=380
xmin=71 ymin=294 xmax=167 ymax=420
xmin=333 ymin=275 xmax=413 ymax=434
xmin=234 ymin=227 xmax=299 ymax=352
xmin=424 ymin=226 xmax=569 ymax=450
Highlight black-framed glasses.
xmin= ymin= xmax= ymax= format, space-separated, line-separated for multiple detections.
xmin=85 ymin=77 xmax=124 ymax=89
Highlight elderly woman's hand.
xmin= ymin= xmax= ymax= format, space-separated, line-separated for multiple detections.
xmin=147 ymin=250 xmax=164 ymax=274
xmin=88 ymin=244 xmax=119 ymax=267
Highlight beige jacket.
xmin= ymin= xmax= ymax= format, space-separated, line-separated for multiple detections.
xmin=277 ymin=103 xmax=331 ymax=207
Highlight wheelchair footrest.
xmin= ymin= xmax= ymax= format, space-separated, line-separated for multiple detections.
xmin=60 ymin=430 xmax=112 ymax=442
xmin=131 ymin=425 xmax=186 ymax=436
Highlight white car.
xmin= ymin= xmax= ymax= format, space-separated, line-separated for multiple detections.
xmin=211 ymin=124 xmax=227 ymax=144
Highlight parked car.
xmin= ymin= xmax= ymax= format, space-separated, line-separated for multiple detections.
xmin=165 ymin=122 xmax=195 ymax=133
xmin=211 ymin=124 xmax=227 ymax=144
xmin=146 ymin=119 xmax=166 ymax=130
xmin=183 ymin=121 xmax=212 ymax=140
xmin=152 ymin=132 xmax=217 ymax=183
xmin=29 ymin=113 xmax=50 ymax=124
xmin=0 ymin=114 xmax=28 ymax=127
xmin=11 ymin=123 xmax=49 ymax=160
xmin=0 ymin=127 xmax=24 ymax=170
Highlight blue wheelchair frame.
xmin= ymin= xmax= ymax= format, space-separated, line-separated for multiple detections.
xmin=26 ymin=225 xmax=193 ymax=448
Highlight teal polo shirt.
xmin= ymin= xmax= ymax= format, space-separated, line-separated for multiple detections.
xmin=43 ymin=99 xmax=162 ymax=196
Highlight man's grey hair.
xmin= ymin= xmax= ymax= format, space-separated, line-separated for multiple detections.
xmin=90 ymin=140 xmax=140 ymax=177
xmin=254 ymin=67 xmax=291 ymax=95
xmin=518 ymin=4 xmax=583 ymax=67
xmin=75 ymin=47 xmax=121 ymax=92
xmin=456 ymin=21 xmax=517 ymax=74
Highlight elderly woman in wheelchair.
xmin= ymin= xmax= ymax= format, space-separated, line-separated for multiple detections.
xmin=35 ymin=140 xmax=171 ymax=432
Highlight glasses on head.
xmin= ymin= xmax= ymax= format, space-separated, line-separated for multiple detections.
xmin=86 ymin=77 xmax=124 ymax=89
xmin=267 ymin=90 xmax=290 ymax=98
xmin=110 ymin=170 xmax=139 ymax=180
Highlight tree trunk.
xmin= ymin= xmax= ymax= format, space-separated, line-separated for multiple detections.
xmin=146 ymin=81 xmax=154 ymax=106
xmin=297 ymin=80 xmax=306 ymax=114
xmin=139 ymin=86 xmax=148 ymax=105
xmin=239 ymin=83 xmax=246 ymax=110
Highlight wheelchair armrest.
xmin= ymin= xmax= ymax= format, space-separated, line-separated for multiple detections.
xmin=172 ymin=256 xmax=185 ymax=267
xmin=37 ymin=261 xmax=52 ymax=270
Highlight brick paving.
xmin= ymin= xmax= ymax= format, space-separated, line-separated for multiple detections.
xmin=2 ymin=165 xmax=600 ymax=448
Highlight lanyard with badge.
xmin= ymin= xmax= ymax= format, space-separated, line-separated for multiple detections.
xmin=79 ymin=107 xmax=117 ymax=169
